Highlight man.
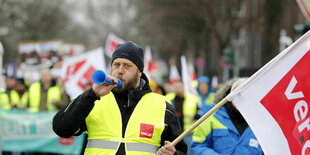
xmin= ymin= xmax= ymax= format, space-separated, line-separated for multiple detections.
xmin=191 ymin=78 xmax=263 ymax=154
xmin=197 ymin=76 xmax=215 ymax=115
xmin=29 ymin=68 xmax=69 ymax=112
xmin=53 ymin=42 xmax=187 ymax=155
xmin=10 ymin=78 xmax=29 ymax=109
xmin=0 ymin=75 xmax=17 ymax=110
xmin=165 ymin=81 xmax=198 ymax=155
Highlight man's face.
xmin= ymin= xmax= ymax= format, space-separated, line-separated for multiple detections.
xmin=111 ymin=58 xmax=142 ymax=92
xmin=174 ymin=81 xmax=184 ymax=96
xmin=40 ymin=69 xmax=52 ymax=84
xmin=198 ymin=82 xmax=209 ymax=96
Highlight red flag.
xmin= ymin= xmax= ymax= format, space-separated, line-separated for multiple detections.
xmin=227 ymin=31 xmax=310 ymax=155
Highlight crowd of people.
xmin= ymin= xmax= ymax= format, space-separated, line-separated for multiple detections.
xmin=0 ymin=68 xmax=70 ymax=112
xmin=1 ymin=41 xmax=263 ymax=155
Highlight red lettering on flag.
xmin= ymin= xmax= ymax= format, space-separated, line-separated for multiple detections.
xmin=140 ymin=123 xmax=154 ymax=139
xmin=147 ymin=61 xmax=158 ymax=72
xmin=64 ymin=59 xmax=86 ymax=82
xmin=106 ymin=40 xmax=119 ymax=56
xmin=260 ymin=50 xmax=310 ymax=155
xmin=77 ymin=66 xmax=96 ymax=90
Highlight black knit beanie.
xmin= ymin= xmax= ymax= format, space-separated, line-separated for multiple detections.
xmin=112 ymin=41 xmax=144 ymax=72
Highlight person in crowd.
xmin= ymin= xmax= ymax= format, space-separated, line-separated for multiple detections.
xmin=165 ymin=80 xmax=199 ymax=155
xmin=163 ymin=81 xmax=174 ymax=94
xmin=10 ymin=78 xmax=29 ymax=109
xmin=53 ymin=41 xmax=187 ymax=155
xmin=28 ymin=68 xmax=69 ymax=112
xmin=149 ymin=79 xmax=166 ymax=95
xmin=191 ymin=78 xmax=263 ymax=155
xmin=0 ymin=88 xmax=11 ymax=110
xmin=0 ymin=74 xmax=17 ymax=110
xmin=197 ymin=76 xmax=215 ymax=115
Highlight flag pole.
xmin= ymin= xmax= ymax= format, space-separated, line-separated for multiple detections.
xmin=171 ymin=98 xmax=228 ymax=146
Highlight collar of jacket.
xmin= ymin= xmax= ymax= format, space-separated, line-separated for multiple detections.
xmin=128 ymin=73 xmax=152 ymax=103
xmin=112 ymin=73 xmax=152 ymax=108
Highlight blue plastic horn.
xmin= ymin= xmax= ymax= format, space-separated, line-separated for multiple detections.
xmin=92 ymin=70 xmax=122 ymax=88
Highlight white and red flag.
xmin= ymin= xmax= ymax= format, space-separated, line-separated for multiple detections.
xmin=104 ymin=33 xmax=125 ymax=58
xmin=144 ymin=46 xmax=157 ymax=80
xmin=226 ymin=31 xmax=310 ymax=155
xmin=61 ymin=48 xmax=106 ymax=99
xmin=169 ymin=64 xmax=181 ymax=84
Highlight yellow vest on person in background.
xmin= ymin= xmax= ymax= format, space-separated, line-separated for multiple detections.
xmin=10 ymin=90 xmax=29 ymax=109
xmin=85 ymin=92 xmax=166 ymax=155
xmin=29 ymin=82 xmax=61 ymax=112
xmin=165 ymin=93 xmax=198 ymax=131
xmin=0 ymin=90 xmax=11 ymax=110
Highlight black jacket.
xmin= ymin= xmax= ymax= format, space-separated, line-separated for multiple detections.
xmin=53 ymin=74 xmax=187 ymax=154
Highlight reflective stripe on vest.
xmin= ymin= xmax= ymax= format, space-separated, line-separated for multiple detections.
xmin=86 ymin=139 xmax=159 ymax=153
xmin=86 ymin=139 xmax=119 ymax=150
xmin=29 ymin=82 xmax=61 ymax=112
xmin=85 ymin=92 xmax=166 ymax=155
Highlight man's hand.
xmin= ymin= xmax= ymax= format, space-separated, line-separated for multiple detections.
xmin=156 ymin=141 xmax=176 ymax=155
xmin=92 ymin=75 xmax=118 ymax=97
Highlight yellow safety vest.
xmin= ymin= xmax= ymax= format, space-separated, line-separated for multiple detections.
xmin=10 ymin=90 xmax=29 ymax=108
xmin=29 ymin=82 xmax=61 ymax=112
xmin=85 ymin=92 xmax=166 ymax=155
xmin=165 ymin=93 xmax=198 ymax=131
xmin=203 ymin=92 xmax=215 ymax=105
xmin=0 ymin=91 xmax=11 ymax=110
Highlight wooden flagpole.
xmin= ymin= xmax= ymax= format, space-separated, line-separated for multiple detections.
xmin=171 ymin=98 xmax=228 ymax=146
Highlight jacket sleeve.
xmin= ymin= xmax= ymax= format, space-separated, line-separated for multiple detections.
xmin=52 ymin=88 xmax=99 ymax=137
xmin=191 ymin=117 xmax=221 ymax=155
xmin=162 ymin=102 xmax=187 ymax=155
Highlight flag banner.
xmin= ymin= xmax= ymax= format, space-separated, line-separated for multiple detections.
xmin=181 ymin=56 xmax=198 ymax=95
xmin=169 ymin=64 xmax=180 ymax=84
xmin=61 ymin=48 xmax=105 ymax=99
xmin=0 ymin=110 xmax=84 ymax=154
xmin=104 ymin=33 xmax=125 ymax=58
xmin=144 ymin=46 xmax=155 ymax=80
xmin=18 ymin=41 xmax=63 ymax=58
xmin=226 ymin=31 xmax=310 ymax=155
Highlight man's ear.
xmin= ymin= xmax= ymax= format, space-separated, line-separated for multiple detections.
xmin=138 ymin=71 xmax=142 ymax=78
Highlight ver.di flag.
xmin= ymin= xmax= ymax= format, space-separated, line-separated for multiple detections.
xmin=226 ymin=31 xmax=310 ymax=155
xmin=61 ymin=48 xmax=106 ymax=99
xmin=104 ymin=33 xmax=125 ymax=58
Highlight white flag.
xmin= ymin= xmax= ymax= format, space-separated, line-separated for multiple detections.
xmin=181 ymin=56 xmax=198 ymax=95
xmin=226 ymin=31 xmax=310 ymax=155
xmin=61 ymin=48 xmax=106 ymax=99
xmin=104 ymin=33 xmax=125 ymax=58
xmin=169 ymin=64 xmax=180 ymax=84
xmin=144 ymin=46 xmax=153 ymax=80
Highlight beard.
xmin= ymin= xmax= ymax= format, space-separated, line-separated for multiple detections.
xmin=112 ymin=70 xmax=140 ymax=93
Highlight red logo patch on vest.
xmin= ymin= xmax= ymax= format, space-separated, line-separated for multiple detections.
xmin=140 ymin=123 xmax=154 ymax=138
